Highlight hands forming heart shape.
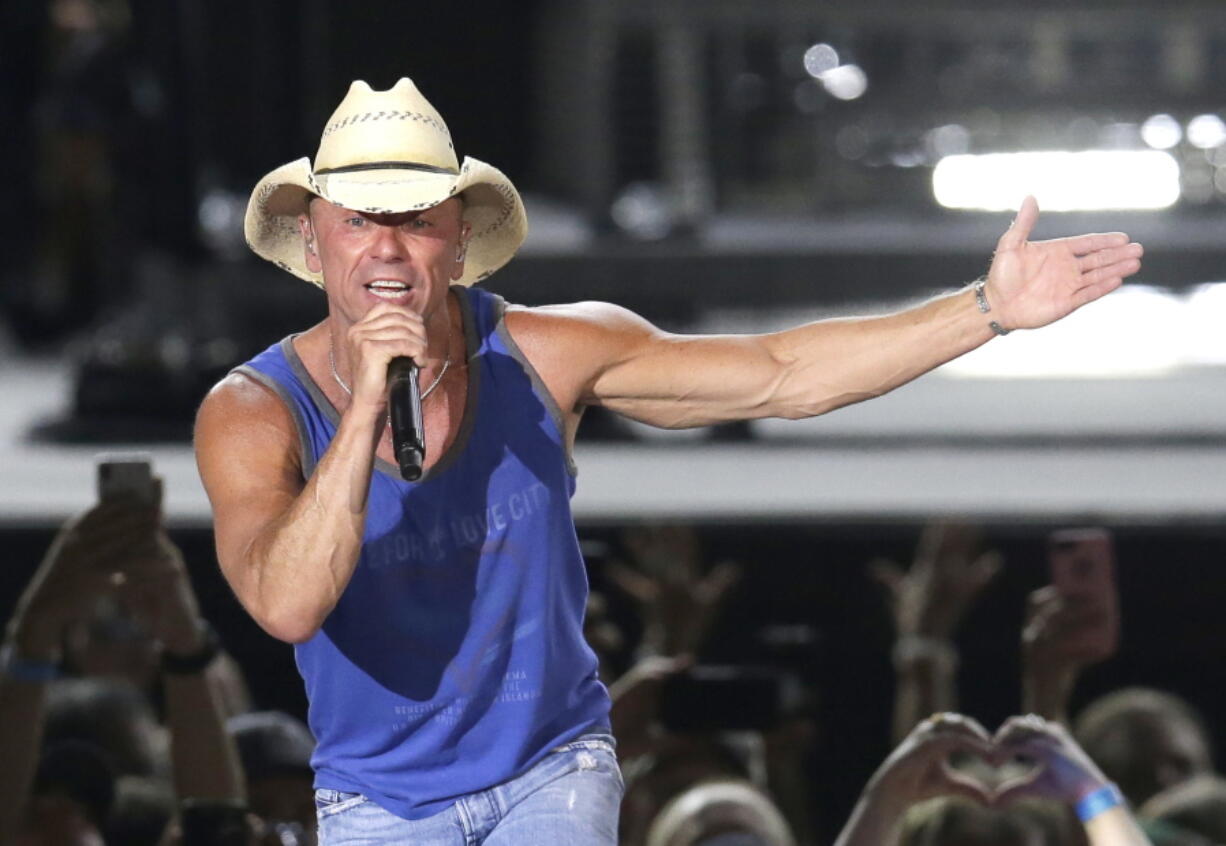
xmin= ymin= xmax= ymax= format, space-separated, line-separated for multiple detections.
xmin=870 ymin=713 xmax=1113 ymax=808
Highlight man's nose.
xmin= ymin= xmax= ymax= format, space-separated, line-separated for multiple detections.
xmin=368 ymin=223 xmax=408 ymax=262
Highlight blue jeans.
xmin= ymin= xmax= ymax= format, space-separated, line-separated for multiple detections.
xmin=315 ymin=732 xmax=623 ymax=845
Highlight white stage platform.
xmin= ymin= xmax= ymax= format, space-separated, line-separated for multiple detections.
xmin=5 ymin=353 xmax=1226 ymax=527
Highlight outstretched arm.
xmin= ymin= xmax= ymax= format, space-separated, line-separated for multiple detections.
xmin=511 ymin=198 xmax=1142 ymax=431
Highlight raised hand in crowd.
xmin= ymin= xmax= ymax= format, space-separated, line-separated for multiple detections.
xmin=6 ymin=499 xmax=153 ymax=666
xmin=606 ymin=525 xmax=742 ymax=658
xmin=995 ymin=715 xmax=1154 ymax=845
xmin=608 ymin=653 xmax=693 ymax=761
xmin=836 ymin=712 xmax=1154 ymax=846
xmin=0 ymin=498 xmax=147 ymax=841
xmin=115 ymin=484 xmax=246 ymax=807
xmin=873 ymin=521 xmax=1002 ymax=743
xmin=835 ymin=712 xmax=995 ymax=846
xmin=1022 ymin=585 xmax=1118 ymax=725
xmin=1 ymin=485 xmax=249 ymax=844
xmin=604 ymin=525 xmax=816 ymax=845
xmin=111 ymin=494 xmax=212 ymax=661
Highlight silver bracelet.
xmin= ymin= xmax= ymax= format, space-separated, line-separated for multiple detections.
xmin=972 ymin=280 xmax=1011 ymax=336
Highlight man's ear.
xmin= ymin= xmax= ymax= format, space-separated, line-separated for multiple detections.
xmin=450 ymin=221 xmax=473 ymax=281
xmin=297 ymin=213 xmax=321 ymax=273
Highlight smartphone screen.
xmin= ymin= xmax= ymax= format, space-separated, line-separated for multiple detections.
xmin=1048 ymin=528 xmax=1120 ymax=656
xmin=96 ymin=453 xmax=155 ymax=505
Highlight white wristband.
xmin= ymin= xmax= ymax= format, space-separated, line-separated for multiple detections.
xmin=892 ymin=635 xmax=959 ymax=671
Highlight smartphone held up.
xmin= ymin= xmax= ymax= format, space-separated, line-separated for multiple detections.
xmin=1047 ymin=528 xmax=1120 ymax=659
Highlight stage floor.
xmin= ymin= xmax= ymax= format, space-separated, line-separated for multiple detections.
xmin=6 ymin=350 xmax=1226 ymax=527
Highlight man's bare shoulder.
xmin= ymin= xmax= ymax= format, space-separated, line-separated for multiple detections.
xmin=194 ymin=370 xmax=304 ymax=500
xmin=503 ymin=300 xmax=658 ymax=350
xmin=195 ymin=371 xmax=296 ymax=449
xmin=499 ymin=301 xmax=665 ymax=413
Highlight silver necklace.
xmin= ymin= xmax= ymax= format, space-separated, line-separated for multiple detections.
xmin=329 ymin=345 xmax=452 ymax=400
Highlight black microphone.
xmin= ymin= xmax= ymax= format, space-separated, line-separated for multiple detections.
xmin=387 ymin=357 xmax=425 ymax=481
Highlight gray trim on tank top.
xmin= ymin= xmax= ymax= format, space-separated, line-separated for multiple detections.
xmin=279 ymin=285 xmax=482 ymax=484
xmin=490 ymin=295 xmax=579 ymax=477
xmin=232 ymin=365 xmax=318 ymax=477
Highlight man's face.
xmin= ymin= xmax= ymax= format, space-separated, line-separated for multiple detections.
xmin=298 ymin=197 xmax=469 ymax=325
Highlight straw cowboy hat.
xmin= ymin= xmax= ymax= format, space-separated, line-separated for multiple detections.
xmin=244 ymin=77 xmax=527 ymax=288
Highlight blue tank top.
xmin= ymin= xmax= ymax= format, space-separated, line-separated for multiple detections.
xmin=235 ymin=286 xmax=610 ymax=820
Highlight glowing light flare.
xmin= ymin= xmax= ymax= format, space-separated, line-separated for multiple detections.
xmin=1183 ymin=283 xmax=1226 ymax=365
xmin=1141 ymin=114 xmax=1182 ymax=149
xmin=802 ymin=43 xmax=840 ymax=78
xmin=820 ymin=64 xmax=868 ymax=101
xmin=933 ymin=150 xmax=1180 ymax=211
xmin=1187 ymin=114 xmax=1226 ymax=149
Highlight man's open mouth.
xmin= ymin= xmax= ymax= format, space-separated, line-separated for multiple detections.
xmin=366 ymin=280 xmax=411 ymax=299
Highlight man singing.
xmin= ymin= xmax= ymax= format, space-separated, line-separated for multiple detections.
xmin=194 ymin=78 xmax=1143 ymax=844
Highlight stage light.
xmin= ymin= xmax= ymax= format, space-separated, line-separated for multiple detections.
xmin=1187 ymin=114 xmax=1226 ymax=149
xmin=802 ymin=43 xmax=840 ymax=78
xmin=933 ymin=150 xmax=1180 ymax=211
xmin=820 ymin=64 xmax=868 ymax=101
xmin=610 ymin=182 xmax=672 ymax=240
xmin=926 ymin=124 xmax=971 ymax=159
xmin=1183 ymin=283 xmax=1226 ymax=365
xmin=1141 ymin=114 xmax=1182 ymax=149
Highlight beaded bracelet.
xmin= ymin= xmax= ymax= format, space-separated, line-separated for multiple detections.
xmin=1075 ymin=783 xmax=1125 ymax=823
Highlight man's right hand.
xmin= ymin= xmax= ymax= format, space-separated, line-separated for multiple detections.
xmin=340 ymin=302 xmax=429 ymax=415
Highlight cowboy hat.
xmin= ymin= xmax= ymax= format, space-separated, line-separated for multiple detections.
xmin=244 ymin=78 xmax=527 ymax=288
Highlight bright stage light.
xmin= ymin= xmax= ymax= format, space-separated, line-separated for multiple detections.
xmin=1141 ymin=114 xmax=1182 ymax=149
xmin=1187 ymin=114 xmax=1226 ymax=149
xmin=933 ymin=150 xmax=1180 ymax=211
xmin=820 ymin=64 xmax=868 ymax=101
xmin=802 ymin=43 xmax=840 ymax=78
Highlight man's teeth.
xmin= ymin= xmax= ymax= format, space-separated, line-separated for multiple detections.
xmin=368 ymin=281 xmax=409 ymax=298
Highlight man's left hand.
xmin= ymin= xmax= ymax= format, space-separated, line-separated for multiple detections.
xmin=985 ymin=195 xmax=1144 ymax=331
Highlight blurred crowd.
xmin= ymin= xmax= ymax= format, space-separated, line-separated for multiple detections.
xmin=1 ymin=485 xmax=314 ymax=846
xmin=2 ymin=493 xmax=1219 ymax=845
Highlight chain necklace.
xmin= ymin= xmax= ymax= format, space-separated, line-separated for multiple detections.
xmin=328 ymin=345 xmax=452 ymax=401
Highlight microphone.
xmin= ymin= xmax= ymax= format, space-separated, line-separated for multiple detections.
xmin=387 ymin=357 xmax=425 ymax=481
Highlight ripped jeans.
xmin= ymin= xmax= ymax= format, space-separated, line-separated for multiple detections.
xmin=315 ymin=732 xmax=623 ymax=845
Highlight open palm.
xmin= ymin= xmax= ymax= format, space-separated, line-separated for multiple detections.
xmin=986 ymin=196 xmax=1144 ymax=330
